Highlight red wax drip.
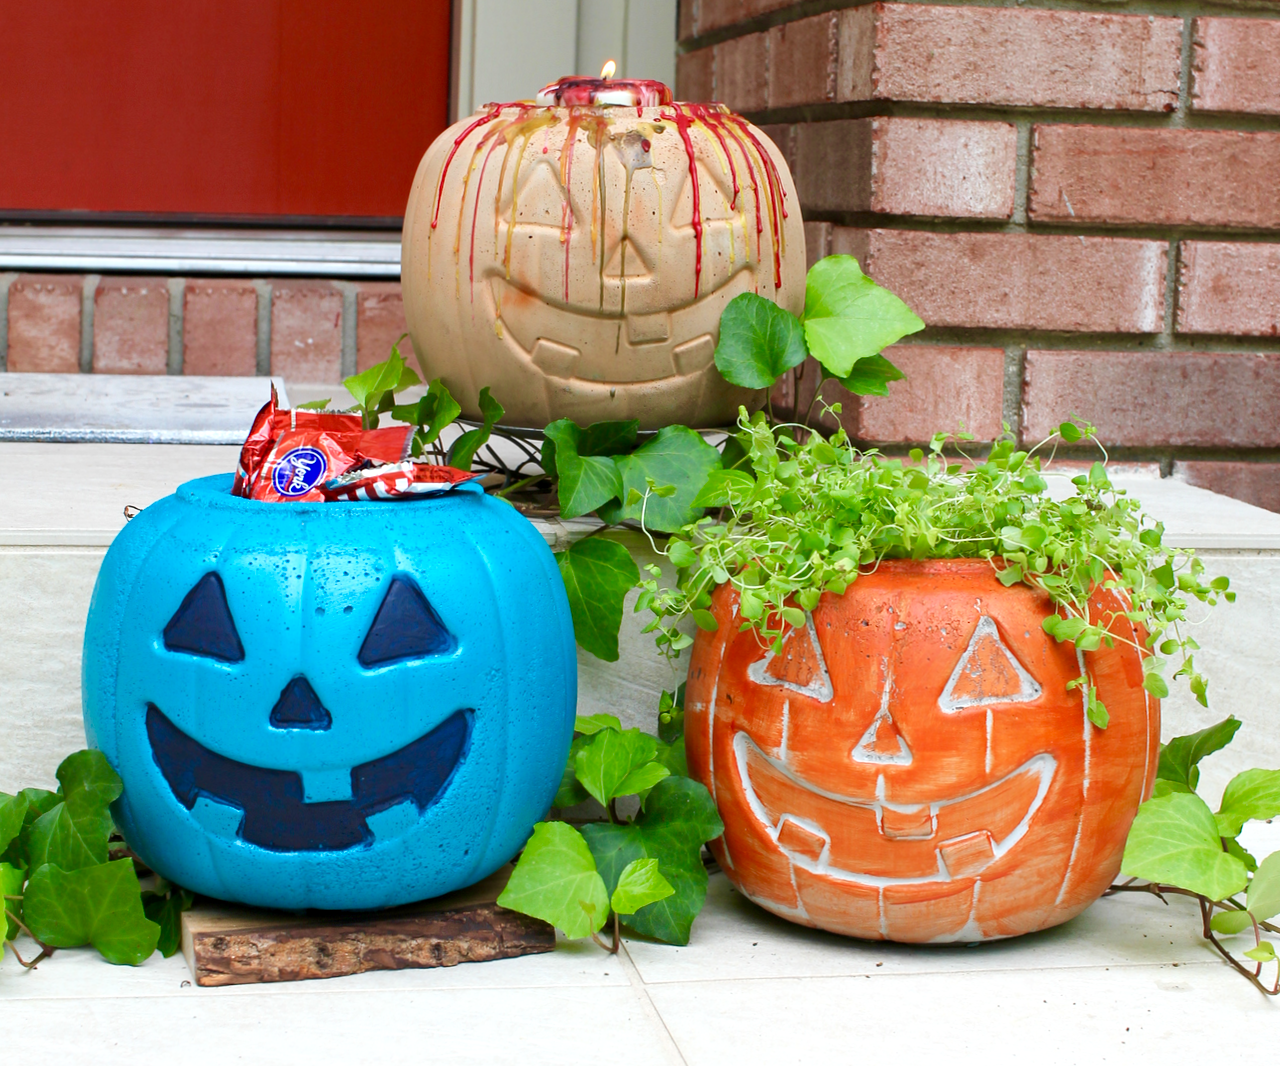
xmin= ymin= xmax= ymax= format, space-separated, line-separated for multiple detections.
xmin=431 ymin=106 xmax=501 ymax=230
xmin=664 ymin=106 xmax=704 ymax=299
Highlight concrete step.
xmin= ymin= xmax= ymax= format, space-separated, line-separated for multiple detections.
xmin=1 ymin=444 xmax=1277 ymax=800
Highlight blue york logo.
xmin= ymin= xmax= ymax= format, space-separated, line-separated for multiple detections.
xmin=272 ymin=447 xmax=328 ymax=497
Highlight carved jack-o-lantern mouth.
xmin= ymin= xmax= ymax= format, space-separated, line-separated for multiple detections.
xmin=735 ymin=734 xmax=1056 ymax=886
xmin=490 ymin=271 xmax=751 ymax=386
xmin=146 ymin=705 xmax=471 ymax=853
xmin=733 ymin=612 xmax=1058 ymax=886
xmin=147 ymin=570 xmax=472 ymax=853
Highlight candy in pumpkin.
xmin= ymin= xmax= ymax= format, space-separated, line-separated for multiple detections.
xmin=684 ymin=560 xmax=1158 ymax=942
xmin=83 ymin=476 xmax=576 ymax=911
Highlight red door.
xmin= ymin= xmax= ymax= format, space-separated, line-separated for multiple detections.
xmin=0 ymin=0 xmax=452 ymax=220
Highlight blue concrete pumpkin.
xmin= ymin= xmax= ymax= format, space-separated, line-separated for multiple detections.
xmin=83 ymin=474 xmax=576 ymax=910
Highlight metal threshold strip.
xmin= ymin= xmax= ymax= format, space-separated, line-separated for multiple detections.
xmin=0 ymin=226 xmax=401 ymax=277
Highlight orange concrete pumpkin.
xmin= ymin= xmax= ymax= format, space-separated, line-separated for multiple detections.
xmin=684 ymin=560 xmax=1159 ymax=943
xmin=401 ymin=93 xmax=805 ymax=429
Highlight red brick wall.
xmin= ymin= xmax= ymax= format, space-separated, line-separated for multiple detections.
xmin=680 ymin=0 xmax=1280 ymax=512
xmin=0 ymin=275 xmax=412 ymax=386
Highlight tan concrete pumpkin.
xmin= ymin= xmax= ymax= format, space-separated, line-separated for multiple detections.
xmin=401 ymin=82 xmax=805 ymax=429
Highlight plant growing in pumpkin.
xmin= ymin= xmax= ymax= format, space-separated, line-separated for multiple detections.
xmin=633 ymin=412 xmax=1235 ymax=944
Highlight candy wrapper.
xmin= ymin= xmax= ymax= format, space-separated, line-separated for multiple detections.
xmin=322 ymin=460 xmax=482 ymax=501
xmin=232 ymin=386 xmax=411 ymax=502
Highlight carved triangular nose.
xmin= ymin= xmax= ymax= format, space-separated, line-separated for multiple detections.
xmin=269 ymin=676 xmax=333 ymax=731
xmin=852 ymin=659 xmax=913 ymax=765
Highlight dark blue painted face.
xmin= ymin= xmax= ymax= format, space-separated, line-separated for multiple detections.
xmin=149 ymin=571 xmax=471 ymax=852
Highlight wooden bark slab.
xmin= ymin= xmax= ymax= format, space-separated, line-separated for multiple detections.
xmin=180 ymin=866 xmax=553 ymax=987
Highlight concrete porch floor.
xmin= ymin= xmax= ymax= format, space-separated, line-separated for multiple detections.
xmin=2 ymin=851 xmax=1278 ymax=1063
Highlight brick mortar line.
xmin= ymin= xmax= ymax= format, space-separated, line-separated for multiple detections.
xmin=743 ymin=101 xmax=1280 ymax=132
xmin=336 ymin=281 xmax=358 ymax=380
xmin=1002 ymin=345 xmax=1026 ymax=436
xmin=802 ymin=213 xmax=1280 ymax=243
xmin=253 ymin=280 xmax=272 ymax=377
xmin=0 ymin=272 xmax=15 ymax=373
xmin=80 ymin=275 xmax=99 ymax=374
xmin=865 ymin=442 xmax=1280 ymax=462
xmin=679 ymin=0 xmax=1280 ymax=52
xmin=910 ymin=328 xmax=1280 ymax=352
xmin=1012 ymin=121 xmax=1031 ymax=229
xmin=166 ymin=278 xmax=184 ymax=376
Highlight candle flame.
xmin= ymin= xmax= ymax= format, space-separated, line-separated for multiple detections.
xmin=600 ymin=59 xmax=616 ymax=80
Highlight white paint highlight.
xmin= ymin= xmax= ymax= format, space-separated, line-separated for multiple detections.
xmin=938 ymin=615 xmax=1043 ymax=713
xmin=851 ymin=659 xmax=913 ymax=766
xmin=746 ymin=614 xmax=834 ymax=703
xmin=735 ymin=731 xmax=1057 ymax=888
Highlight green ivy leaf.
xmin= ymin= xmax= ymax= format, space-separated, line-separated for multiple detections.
xmin=655 ymin=737 xmax=688 ymax=778
xmin=581 ymin=777 xmax=724 ymax=945
xmin=0 ymin=793 xmax=29 ymax=856
xmin=575 ymin=714 xmax=623 ymax=735
xmin=1210 ymin=908 xmax=1256 ymax=936
xmin=497 ymin=822 xmax=608 ymax=939
xmin=23 ymin=860 xmax=160 ymax=965
xmin=801 ymin=256 xmax=924 ymax=379
xmin=610 ymin=858 xmax=675 ymax=916
xmin=27 ymin=751 xmax=123 ymax=873
xmin=1 ymin=788 xmax=61 ymax=868
xmin=574 ymin=729 xmax=660 ymax=807
xmin=1156 ymin=716 xmax=1241 ymax=791
xmin=556 ymin=537 xmax=640 ymax=662
xmin=447 ymin=387 xmax=504 ymax=471
xmin=1244 ymin=941 xmax=1277 ymax=963
xmin=1121 ymin=791 xmax=1249 ymax=901
xmin=343 ymin=344 xmax=419 ymax=429
xmin=616 ymin=761 xmax=671 ymax=798
xmin=601 ymin=426 xmax=721 ymax=533
xmin=713 ymin=292 xmax=808 ymax=388
xmin=579 ymin=420 xmax=641 ymax=458
xmin=545 ymin=420 xmax=625 ymax=519
xmin=834 ymin=353 xmax=906 ymax=398
xmin=1215 ymin=769 xmax=1280 ymax=838
xmin=1247 ymin=851 xmax=1280 ymax=923
xmin=1 ymin=862 xmax=24 ymax=940
xmin=392 ymin=377 xmax=462 ymax=451
xmin=141 ymin=886 xmax=195 ymax=958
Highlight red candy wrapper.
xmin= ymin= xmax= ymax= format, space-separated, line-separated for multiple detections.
xmin=232 ymin=386 xmax=411 ymax=502
xmin=321 ymin=460 xmax=481 ymax=501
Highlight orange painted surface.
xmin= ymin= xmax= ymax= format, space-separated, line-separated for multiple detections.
xmin=684 ymin=560 xmax=1159 ymax=943
xmin=0 ymin=0 xmax=451 ymax=219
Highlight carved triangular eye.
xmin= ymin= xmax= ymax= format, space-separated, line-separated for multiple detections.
xmin=359 ymin=576 xmax=454 ymax=667
xmin=163 ymin=572 xmax=244 ymax=662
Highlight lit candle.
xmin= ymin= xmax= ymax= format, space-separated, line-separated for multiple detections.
xmin=534 ymin=60 xmax=672 ymax=108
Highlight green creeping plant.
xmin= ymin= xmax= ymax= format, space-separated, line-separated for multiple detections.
xmin=498 ymin=688 xmax=721 ymax=950
xmin=637 ymin=412 xmax=1232 ymax=729
xmin=0 ymin=751 xmax=192 ymax=970
xmin=1119 ymin=717 xmax=1280 ymax=995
